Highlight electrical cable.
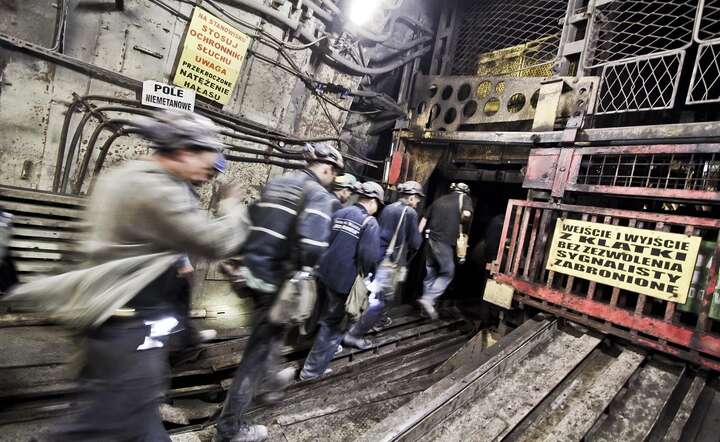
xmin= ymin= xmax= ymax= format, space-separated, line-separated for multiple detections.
xmin=61 ymin=106 xmax=106 ymax=193
xmin=51 ymin=0 xmax=69 ymax=52
xmin=64 ymin=105 xmax=153 ymax=193
xmin=73 ymin=118 xmax=134 ymax=194
xmin=148 ymin=0 xmax=386 ymax=115
xmin=170 ymin=0 xmax=431 ymax=76
xmin=147 ymin=0 xmax=191 ymax=21
xmin=302 ymin=0 xmax=334 ymax=22
xmin=225 ymin=154 xmax=304 ymax=169
xmin=53 ymin=97 xmax=88 ymax=191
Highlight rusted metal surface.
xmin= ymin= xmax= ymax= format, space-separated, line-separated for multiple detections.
xmin=513 ymin=348 xmax=644 ymax=442
xmin=525 ymin=144 xmax=720 ymax=200
xmin=441 ymin=144 xmax=529 ymax=183
xmin=405 ymin=143 xmax=444 ymax=186
xmin=406 ymin=120 xmax=720 ymax=146
xmin=490 ymin=199 xmax=720 ymax=371
xmin=357 ymin=317 xmax=558 ymax=442
xmin=410 ymin=75 xmax=598 ymax=131
xmin=418 ymin=326 xmax=602 ymax=442
xmin=365 ymin=318 xmax=718 ymax=441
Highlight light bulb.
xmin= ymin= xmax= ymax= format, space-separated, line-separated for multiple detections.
xmin=347 ymin=0 xmax=381 ymax=27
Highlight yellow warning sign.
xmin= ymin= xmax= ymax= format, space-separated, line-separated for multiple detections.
xmin=546 ymin=219 xmax=702 ymax=303
xmin=172 ymin=7 xmax=250 ymax=105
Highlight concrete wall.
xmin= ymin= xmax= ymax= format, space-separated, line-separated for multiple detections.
xmin=0 ymin=0 xmax=359 ymax=192
xmin=0 ymin=0 xmax=365 ymax=327
xmin=0 ymin=0 xmax=436 ymax=328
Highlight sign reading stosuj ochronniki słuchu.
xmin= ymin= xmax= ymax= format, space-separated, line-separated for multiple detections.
xmin=546 ymin=219 xmax=702 ymax=303
xmin=173 ymin=8 xmax=250 ymax=105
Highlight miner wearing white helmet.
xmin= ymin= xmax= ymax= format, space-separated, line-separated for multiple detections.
xmin=10 ymin=109 xmax=250 ymax=441
xmin=215 ymin=142 xmax=343 ymax=442
xmin=417 ymin=182 xmax=473 ymax=319
xmin=343 ymin=180 xmax=425 ymax=346
xmin=297 ymin=181 xmax=384 ymax=380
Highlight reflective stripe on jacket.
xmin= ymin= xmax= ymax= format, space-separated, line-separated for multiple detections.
xmin=242 ymin=169 xmax=334 ymax=289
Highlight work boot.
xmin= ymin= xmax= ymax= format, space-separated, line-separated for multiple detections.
xmin=418 ymin=298 xmax=439 ymax=320
xmin=212 ymin=424 xmax=268 ymax=442
xmin=257 ymin=367 xmax=297 ymax=404
xmin=371 ymin=314 xmax=393 ymax=332
xmin=298 ymin=367 xmax=333 ymax=382
xmin=343 ymin=334 xmax=373 ymax=350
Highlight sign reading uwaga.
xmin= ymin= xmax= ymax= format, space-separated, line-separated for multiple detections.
xmin=546 ymin=219 xmax=702 ymax=303
xmin=172 ymin=8 xmax=250 ymax=105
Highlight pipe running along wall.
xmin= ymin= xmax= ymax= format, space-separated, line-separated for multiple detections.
xmin=59 ymin=99 xmax=312 ymax=194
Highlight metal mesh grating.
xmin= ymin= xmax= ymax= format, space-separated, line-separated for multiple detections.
xmin=586 ymin=0 xmax=697 ymax=68
xmin=451 ymin=0 xmax=567 ymax=77
xmin=577 ymin=153 xmax=720 ymax=191
xmin=596 ymin=51 xmax=684 ymax=114
xmin=696 ymin=0 xmax=720 ymax=43
xmin=687 ymin=42 xmax=720 ymax=104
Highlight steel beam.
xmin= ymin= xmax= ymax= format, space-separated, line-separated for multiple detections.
xmin=407 ymin=121 xmax=720 ymax=146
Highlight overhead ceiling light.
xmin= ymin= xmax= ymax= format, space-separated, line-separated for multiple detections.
xmin=346 ymin=0 xmax=381 ymax=27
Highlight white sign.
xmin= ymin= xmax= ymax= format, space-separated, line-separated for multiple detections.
xmin=141 ymin=80 xmax=195 ymax=112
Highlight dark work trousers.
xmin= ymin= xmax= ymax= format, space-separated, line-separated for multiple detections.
xmin=215 ymin=289 xmax=286 ymax=441
xmin=170 ymin=276 xmax=195 ymax=351
xmin=347 ymin=287 xmax=390 ymax=338
xmin=52 ymin=318 xmax=171 ymax=442
xmin=421 ymin=239 xmax=456 ymax=305
xmin=299 ymin=285 xmax=347 ymax=380
xmin=0 ymin=254 xmax=18 ymax=294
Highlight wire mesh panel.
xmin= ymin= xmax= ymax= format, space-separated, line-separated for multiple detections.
xmin=687 ymin=42 xmax=720 ymax=104
xmin=577 ymin=152 xmax=720 ymax=191
xmin=585 ymin=0 xmax=697 ymax=68
xmin=451 ymin=0 xmax=567 ymax=77
xmin=596 ymin=51 xmax=685 ymax=114
xmin=695 ymin=0 xmax=720 ymax=43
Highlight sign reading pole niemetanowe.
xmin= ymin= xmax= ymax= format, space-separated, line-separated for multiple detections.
xmin=142 ymin=80 xmax=195 ymax=112
xmin=172 ymin=7 xmax=250 ymax=105
xmin=546 ymin=219 xmax=702 ymax=303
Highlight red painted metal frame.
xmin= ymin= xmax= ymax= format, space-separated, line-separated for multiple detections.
xmin=491 ymin=199 xmax=720 ymax=371
xmin=524 ymin=144 xmax=720 ymax=201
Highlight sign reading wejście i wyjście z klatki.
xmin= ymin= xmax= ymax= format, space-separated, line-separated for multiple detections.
xmin=546 ymin=219 xmax=702 ymax=304
xmin=142 ymin=81 xmax=195 ymax=112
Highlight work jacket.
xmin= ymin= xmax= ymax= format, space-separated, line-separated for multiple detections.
xmin=378 ymin=201 xmax=422 ymax=265
xmin=8 ymin=159 xmax=249 ymax=328
xmin=241 ymin=169 xmax=334 ymax=292
xmin=318 ymin=204 xmax=381 ymax=295
xmin=330 ymin=193 xmax=343 ymax=214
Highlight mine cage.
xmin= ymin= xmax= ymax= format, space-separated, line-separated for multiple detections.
xmin=394 ymin=0 xmax=720 ymax=371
